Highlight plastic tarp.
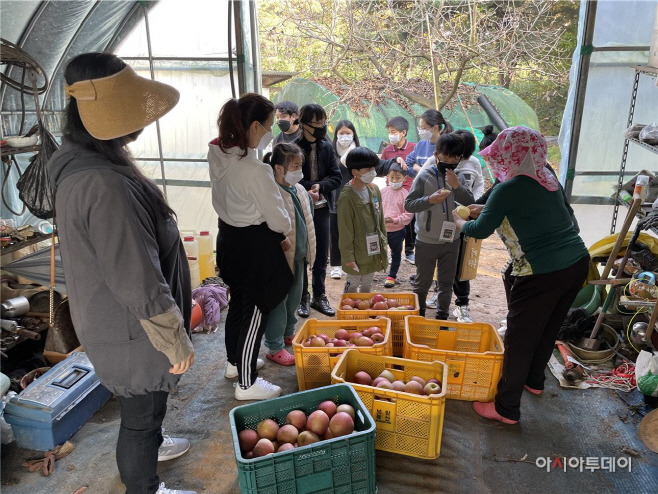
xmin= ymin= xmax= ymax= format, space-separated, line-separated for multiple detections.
xmin=559 ymin=0 xmax=658 ymax=200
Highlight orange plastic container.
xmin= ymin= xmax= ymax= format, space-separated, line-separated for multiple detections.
xmin=336 ymin=292 xmax=419 ymax=357
xmin=331 ymin=349 xmax=448 ymax=459
xmin=292 ymin=318 xmax=392 ymax=391
xmin=404 ymin=316 xmax=504 ymax=402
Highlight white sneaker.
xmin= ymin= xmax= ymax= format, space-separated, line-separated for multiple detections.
xmin=497 ymin=325 xmax=507 ymax=338
xmin=453 ymin=306 xmax=473 ymax=323
xmin=225 ymin=358 xmax=264 ymax=379
xmin=426 ymin=291 xmax=438 ymax=309
xmin=330 ymin=267 xmax=342 ymax=279
xmin=235 ymin=377 xmax=282 ymax=401
xmin=158 ymin=428 xmax=190 ymax=462
xmin=155 ymin=482 xmax=197 ymax=494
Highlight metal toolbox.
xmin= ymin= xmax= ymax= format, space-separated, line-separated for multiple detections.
xmin=4 ymin=352 xmax=111 ymax=451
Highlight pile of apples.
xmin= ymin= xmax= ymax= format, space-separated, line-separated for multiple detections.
xmin=340 ymin=294 xmax=415 ymax=311
xmin=301 ymin=327 xmax=384 ymax=348
xmin=238 ymin=401 xmax=357 ymax=459
xmin=351 ymin=369 xmax=442 ymax=396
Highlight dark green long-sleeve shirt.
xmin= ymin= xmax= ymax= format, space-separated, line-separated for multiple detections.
xmin=462 ymin=176 xmax=588 ymax=276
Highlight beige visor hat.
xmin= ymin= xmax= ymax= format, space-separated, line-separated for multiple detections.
xmin=64 ymin=65 xmax=179 ymax=140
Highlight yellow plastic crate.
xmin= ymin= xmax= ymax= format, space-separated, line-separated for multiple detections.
xmin=336 ymin=292 xmax=419 ymax=357
xmin=292 ymin=318 xmax=392 ymax=391
xmin=404 ymin=316 xmax=504 ymax=402
xmin=331 ymin=349 xmax=448 ymax=459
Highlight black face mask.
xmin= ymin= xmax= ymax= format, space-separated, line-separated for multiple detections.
xmin=277 ymin=119 xmax=291 ymax=132
xmin=308 ymin=124 xmax=328 ymax=140
xmin=437 ymin=161 xmax=459 ymax=175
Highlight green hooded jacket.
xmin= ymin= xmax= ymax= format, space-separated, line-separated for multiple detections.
xmin=337 ymin=183 xmax=388 ymax=276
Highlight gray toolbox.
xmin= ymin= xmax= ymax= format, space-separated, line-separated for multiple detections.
xmin=4 ymin=352 xmax=111 ymax=451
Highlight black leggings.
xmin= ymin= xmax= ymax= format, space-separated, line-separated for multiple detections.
xmin=495 ymin=255 xmax=590 ymax=421
xmin=116 ymin=391 xmax=168 ymax=494
xmin=303 ymin=207 xmax=330 ymax=299
xmin=330 ymin=212 xmax=341 ymax=267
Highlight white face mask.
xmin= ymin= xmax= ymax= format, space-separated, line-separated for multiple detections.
xmin=284 ymin=169 xmax=304 ymax=185
xmin=337 ymin=134 xmax=354 ymax=146
xmin=389 ymin=134 xmax=401 ymax=145
xmin=390 ymin=181 xmax=404 ymax=189
xmin=418 ymin=128 xmax=433 ymax=141
xmin=256 ymin=123 xmax=274 ymax=150
xmin=359 ymin=170 xmax=377 ymax=184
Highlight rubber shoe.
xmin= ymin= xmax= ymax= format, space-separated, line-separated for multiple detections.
xmin=225 ymin=359 xmax=264 ymax=379
xmin=405 ymin=254 xmax=416 ymax=265
xmin=311 ymin=294 xmax=335 ymax=317
xmin=235 ymin=377 xmax=282 ymax=401
xmin=330 ymin=267 xmax=342 ymax=279
xmin=157 ymin=429 xmax=190 ymax=462
xmin=426 ymin=291 xmax=438 ymax=309
xmin=155 ymin=483 xmax=197 ymax=494
xmin=453 ymin=306 xmax=473 ymax=323
xmin=266 ymin=348 xmax=295 ymax=366
xmin=524 ymin=385 xmax=543 ymax=395
xmin=283 ymin=333 xmax=296 ymax=346
xmin=384 ymin=277 xmax=396 ymax=288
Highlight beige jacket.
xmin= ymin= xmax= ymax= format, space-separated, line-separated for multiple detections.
xmin=280 ymin=183 xmax=316 ymax=271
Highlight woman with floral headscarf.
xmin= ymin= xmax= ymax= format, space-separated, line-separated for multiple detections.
xmin=452 ymin=126 xmax=589 ymax=425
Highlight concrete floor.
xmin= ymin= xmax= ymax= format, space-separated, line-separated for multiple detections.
xmin=2 ymin=313 xmax=657 ymax=494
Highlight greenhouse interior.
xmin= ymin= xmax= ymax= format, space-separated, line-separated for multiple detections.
xmin=0 ymin=1 xmax=657 ymax=493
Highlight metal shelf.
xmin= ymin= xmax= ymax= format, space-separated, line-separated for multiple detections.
xmin=631 ymin=65 xmax=658 ymax=77
xmin=628 ymin=137 xmax=658 ymax=155
xmin=0 ymin=233 xmax=51 ymax=255
xmin=0 ymin=144 xmax=40 ymax=158
xmin=615 ymin=195 xmax=658 ymax=234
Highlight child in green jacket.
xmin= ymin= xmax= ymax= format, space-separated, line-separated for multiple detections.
xmin=337 ymin=147 xmax=388 ymax=293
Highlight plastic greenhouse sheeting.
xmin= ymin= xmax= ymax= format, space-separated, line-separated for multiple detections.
xmin=559 ymin=0 xmax=658 ymax=201
xmin=274 ymin=78 xmax=540 ymax=153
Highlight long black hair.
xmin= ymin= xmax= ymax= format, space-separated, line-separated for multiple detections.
xmin=332 ymin=120 xmax=361 ymax=149
xmin=63 ymin=53 xmax=176 ymax=220
xmin=420 ymin=109 xmax=454 ymax=135
xmin=217 ymin=93 xmax=274 ymax=157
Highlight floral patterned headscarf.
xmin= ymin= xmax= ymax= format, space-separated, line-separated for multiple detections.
xmin=479 ymin=126 xmax=558 ymax=192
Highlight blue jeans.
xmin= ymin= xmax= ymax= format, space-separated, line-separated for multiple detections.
xmin=387 ymin=229 xmax=406 ymax=279
xmin=264 ymin=258 xmax=305 ymax=352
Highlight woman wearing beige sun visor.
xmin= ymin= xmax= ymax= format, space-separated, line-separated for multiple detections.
xmin=47 ymin=53 xmax=196 ymax=494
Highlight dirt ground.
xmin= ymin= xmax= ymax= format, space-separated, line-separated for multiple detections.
xmin=319 ymin=235 xmax=510 ymax=328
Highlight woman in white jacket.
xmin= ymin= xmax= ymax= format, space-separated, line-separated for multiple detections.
xmin=208 ymin=93 xmax=293 ymax=400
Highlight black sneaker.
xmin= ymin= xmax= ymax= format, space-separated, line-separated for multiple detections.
xmin=311 ymin=294 xmax=335 ymax=317
xmin=297 ymin=298 xmax=310 ymax=318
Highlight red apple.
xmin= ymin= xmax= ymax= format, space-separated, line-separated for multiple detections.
xmin=356 ymin=336 xmax=374 ymax=347
xmin=333 ymin=339 xmax=347 ymax=347
xmin=410 ymin=376 xmax=427 ymax=387
xmin=371 ymin=333 xmax=385 ymax=343
xmin=371 ymin=294 xmax=386 ymax=304
xmin=372 ymin=302 xmax=389 ymax=310
xmin=372 ymin=377 xmax=388 ymax=387
xmin=341 ymin=305 xmax=355 ymax=310
xmin=342 ymin=297 xmax=356 ymax=308
xmin=386 ymin=299 xmax=399 ymax=308
xmin=354 ymin=371 xmax=373 ymax=385
xmin=349 ymin=332 xmax=363 ymax=343
xmin=424 ymin=382 xmax=442 ymax=395
xmin=357 ymin=300 xmax=372 ymax=310
xmin=335 ymin=329 xmax=350 ymax=341
xmin=316 ymin=334 xmax=330 ymax=344
xmin=310 ymin=337 xmax=326 ymax=347
xmin=376 ymin=380 xmax=393 ymax=390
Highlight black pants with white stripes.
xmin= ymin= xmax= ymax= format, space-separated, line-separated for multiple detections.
xmin=225 ymin=283 xmax=270 ymax=389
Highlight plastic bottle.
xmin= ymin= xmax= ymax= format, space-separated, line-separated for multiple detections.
xmin=196 ymin=231 xmax=215 ymax=281
xmin=183 ymin=236 xmax=199 ymax=259
xmin=633 ymin=175 xmax=650 ymax=201
xmin=187 ymin=256 xmax=201 ymax=289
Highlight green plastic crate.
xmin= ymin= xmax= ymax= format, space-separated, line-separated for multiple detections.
xmin=229 ymin=384 xmax=376 ymax=494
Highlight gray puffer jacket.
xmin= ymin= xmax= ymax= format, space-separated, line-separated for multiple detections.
xmin=48 ymin=138 xmax=193 ymax=397
xmin=405 ymin=165 xmax=474 ymax=244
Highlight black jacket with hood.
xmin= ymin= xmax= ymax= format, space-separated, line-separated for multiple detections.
xmin=48 ymin=138 xmax=193 ymax=397
xmin=295 ymin=135 xmax=342 ymax=211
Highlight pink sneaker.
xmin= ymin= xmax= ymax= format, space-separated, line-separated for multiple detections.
xmin=472 ymin=402 xmax=518 ymax=424
xmin=524 ymin=385 xmax=543 ymax=395
xmin=266 ymin=349 xmax=296 ymax=366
